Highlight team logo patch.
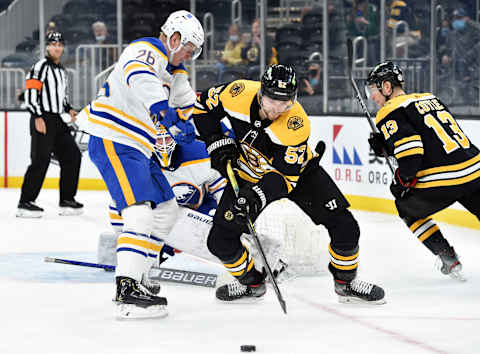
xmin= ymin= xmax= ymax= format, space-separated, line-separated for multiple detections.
xmin=229 ymin=82 xmax=245 ymax=97
xmin=224 ymin=210 xmax=234 ymax=221
xmin=287 ymin=116 xmax=303 ymax=130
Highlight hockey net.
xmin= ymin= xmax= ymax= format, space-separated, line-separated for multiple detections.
xmin=252 ymin=198 xmax=329 ymax=276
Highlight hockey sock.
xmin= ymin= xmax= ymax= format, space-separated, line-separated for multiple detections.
xmin=222 ymin=245 xmax=255 ymax=281
xmin=328 ymin=244 xmax=359 ymax=282
xmin=406 ymin=217 xmax=451 ymax=255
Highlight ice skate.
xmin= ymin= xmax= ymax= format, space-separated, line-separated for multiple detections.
xmin=59 ymin=199 xmax=84 ymax=216
xmin=335 ymin=278 xmax=386 ymax=305
xmin=436 ymin=247 xmax=466 ymax=282
xmin=114 ymin=276 xmax=168 ymax=319
xmin=16 ymin=201 xmax=44 ymax=218
xmin=216 ymin=268 xmax=266 ymax=303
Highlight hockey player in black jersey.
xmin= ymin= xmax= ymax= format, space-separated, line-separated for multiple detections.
xmin=193 ymin=64 xmax=385 ymax=304
xmin=366 ymin=61 xmax=480 ymax=281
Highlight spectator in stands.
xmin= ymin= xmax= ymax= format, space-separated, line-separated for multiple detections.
xmin=387 ymin=0 xmax=422 ymax=57
xmin=442 ymin=8 xmax=480 ymax=82
xmin=91 ymin=21 xmax=113 ymax=45
xmin=299 ymin=62 xmax=322 ymax=96
xmin=241 ymin=19 xmax=277 ymax=79
xmin=347 ymin=0 xmax=379 ymax=65
xmin=215 ymin=24 xmax=246 ymax=81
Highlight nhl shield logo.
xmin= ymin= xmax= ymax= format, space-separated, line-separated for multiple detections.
xmin=287 ymin=116 xmax=303 ymax=130
xmin=229 ymin=82 xmax=245 ymax=97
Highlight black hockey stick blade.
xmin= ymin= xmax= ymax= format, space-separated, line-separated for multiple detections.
xmin=226 ymin=161 xmax=287 ymax=314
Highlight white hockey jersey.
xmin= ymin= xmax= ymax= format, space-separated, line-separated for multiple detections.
xmin=161 ymin=140 xmax=226 ymax=215
xmin=77 ymin=37 xmax=195 ymax=157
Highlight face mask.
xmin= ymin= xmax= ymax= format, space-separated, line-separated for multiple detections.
xmin=308 ymin=69 xmax=319 ymax=76
xmin=96 ymin=35 xmax=106 ymax=42
xmin=229 ymin=35 xmax=239 ymax=42
xmin=452 ymin=19 xmax=466 ymax=31
xmin=309 ymin=78 xmax=319 ymax=87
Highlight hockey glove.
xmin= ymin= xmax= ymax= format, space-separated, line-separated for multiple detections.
xmin=150 ymin=102 xmax=178 ymax=129
xmin=206 ymin=135 xmax=240 ymax=179
xmin=368 ymin=132 xmax=389 ymax=157
xmin=159 ymin=243 xmax=176 ymax=265
xmin=173 ymin=119 xmax=195 ymax=145
xmin=390 ymin=169 xmax=418 ymax=199
xmin=230 ymin=185 xmax=267 ymax=225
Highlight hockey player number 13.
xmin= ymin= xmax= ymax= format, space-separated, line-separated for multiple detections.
xmin=424 ymin=111 xmax=470 ymax=153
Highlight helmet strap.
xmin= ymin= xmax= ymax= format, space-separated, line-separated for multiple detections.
xmin=166 ymin=32 xmax=183 ymax=62
xmin=378 ymin=81 xmax=393 ymax=101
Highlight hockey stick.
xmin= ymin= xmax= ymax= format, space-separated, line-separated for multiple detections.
xmin=226 ymin=160 xmax=287 ymax=314
xmin=347 ymin=38 xmax=396 ymax=175
xmin=44 ymin=257 xmax=217 ymax=288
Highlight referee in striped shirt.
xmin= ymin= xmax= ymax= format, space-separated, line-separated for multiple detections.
xmin=17 ymin=32 xmax=83 ymax=218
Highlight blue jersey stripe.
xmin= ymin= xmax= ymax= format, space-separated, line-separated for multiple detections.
xmin=117 ymin=247 xmax=147 ymax=257
xmin=126 ymin=70 xmax=157 ymax=85
xmin=89 ymin=105 xmax=156 ymax=144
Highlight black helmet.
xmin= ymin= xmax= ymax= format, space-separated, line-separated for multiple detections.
xmin=261 ymin=64 xmax=298 ymax=101
xmin=367 ymin=61 xmax=404 ymax=90
xmin=46 ymin=31 xmax=64 ymax=44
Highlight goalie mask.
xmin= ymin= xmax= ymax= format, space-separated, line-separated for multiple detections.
xmin=155 ymin=125 xmax=177 ymax=168
xmin=161 ymin=10 xmax=204 ymax=61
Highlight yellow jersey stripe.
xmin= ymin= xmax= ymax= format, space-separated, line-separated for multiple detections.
xmin=87 ymin=115 xmax=153 ymax=151
xmin=224 ymin=251 xmax=247 ymax=268
xmin=328 ymin=244 xmax=359 ymax=261
xmin=179 ymin=158 xmax=210 ymax=168
xmin=109 ymin=212 xmax=122 ymax=220
xmin=93 ymin=101 xmax=157 ymax=135
xmin=173 ymin=69 xmax=188 ymax=75
xmin=124 ymin=62 xmax=153 ymax=75
xmin=103 ymin=139 xmax=136 ymax=205
xmin=395 ymin=147 xmax=424 ymax=159
xmin=394 ymin=135 xmax=422 ymax=147
xmin=416 ymin=153 xmax=480 ymax=177
xmin=117 ymin=236 xmax=162 ymax=252
xmin=418 ymin=225 xmax=439 ymax=242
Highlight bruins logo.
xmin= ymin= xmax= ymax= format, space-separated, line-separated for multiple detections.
xmin=287 ymin=116 xmax=304 ymax=130
xmin=224 ymin=210 xmax=234 ymax=221
xmin=229 ymin=82 xmax=245 ymax=97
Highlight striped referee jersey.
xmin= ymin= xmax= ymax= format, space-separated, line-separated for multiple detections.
xmin=24 ymin=57 xmax=72 ymax=117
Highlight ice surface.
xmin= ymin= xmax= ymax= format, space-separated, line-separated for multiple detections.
xmin=1 ymin=188 xmax=479 ymax=354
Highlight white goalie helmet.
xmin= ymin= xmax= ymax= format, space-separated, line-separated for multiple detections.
xmin=161 ymin=10 xmax=204 ymax=60
xmin=155 ymin=124 xmax=177 ymax=168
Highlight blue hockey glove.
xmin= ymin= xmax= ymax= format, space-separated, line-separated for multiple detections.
xmin=174 ymin=119 xmax=195 ymax=145
xmin=149 ymin=102 xmax=178 ymax=129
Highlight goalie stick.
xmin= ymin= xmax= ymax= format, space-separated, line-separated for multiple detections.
xmin=346 ymin=38 xmax=396 ymax=175
xmin=226 ymin=160 xmax=287 ymax=314
xmin=44 ymin=257 xmax=217 ymax=288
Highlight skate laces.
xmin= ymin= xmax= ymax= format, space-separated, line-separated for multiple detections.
xmin=350 ymin=279 xmax=374 ymax=295
xmin=227 ymin=281 xmax=248 ymax=296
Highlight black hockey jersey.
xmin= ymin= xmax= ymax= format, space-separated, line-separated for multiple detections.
xmin=193 ymin=79 xmax=313 ymax=196
xmin=375 ymin=92 xmax=480 ymax=189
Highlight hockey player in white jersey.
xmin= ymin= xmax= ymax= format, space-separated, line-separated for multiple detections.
xmin=77 ymin=10 xmax=204 ymax=318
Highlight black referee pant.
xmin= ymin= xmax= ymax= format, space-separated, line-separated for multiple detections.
xmin=20 ymin=112 xmax=81 ymax=203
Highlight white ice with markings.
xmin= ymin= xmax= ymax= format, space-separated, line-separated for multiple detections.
xmin=1 ymin=188 xmax=479 ymax=354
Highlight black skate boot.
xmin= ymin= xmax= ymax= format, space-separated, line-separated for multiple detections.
xmin=335 ymin=278 xmax=386 ymax=305
xmin=114 ymin=276 xmax=167 ymax=318
xmin=216 ymin=268 xmax=266 ymax=303
xmin=16 ymin=201 xmax=44 ymax=218
xmin=436 ymin=247 xmax=465 ymax=282
xmin=59 ymin=199 xmax=84 ymax=216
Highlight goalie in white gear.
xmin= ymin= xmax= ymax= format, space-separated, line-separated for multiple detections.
xmin=77 ymin=10 xmax=204 ymax=319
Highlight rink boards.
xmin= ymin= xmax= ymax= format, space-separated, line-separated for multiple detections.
xmin=1 ymin=110 xmax=479 ymax=229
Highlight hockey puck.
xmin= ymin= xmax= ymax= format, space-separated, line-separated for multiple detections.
xmin=240 ymin=345 xmax=256 ymax=352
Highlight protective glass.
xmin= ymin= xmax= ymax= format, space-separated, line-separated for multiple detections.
xmin=364 ymin=84 xmax=379 ymax=100
xmin=183 ymin=42 xmax=202 ymax=60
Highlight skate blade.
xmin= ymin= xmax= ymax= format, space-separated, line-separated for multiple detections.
xmin=114 ymin=302 xmax=168 ymax=319
xmin=215 ymin=296 xmax=265 ymax=304
xmin=16 ymin=209 xmax=43 ymax=218
xmin=59 ymin=208 xmax=84 ymax=216
xmin=338 ymin=295 xmax=387 ymax=305
xmin=449 ymin=270 xmax=467 ymax=282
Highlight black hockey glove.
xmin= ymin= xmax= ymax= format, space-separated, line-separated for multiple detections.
xmin=206 ymin=134 xmax=240 ymax=179
xmin=230 ymin=185 xmax=267 ymax=225
xmin=368 ymin=132 xmax=389 ymax=157
xmin=390 ymin=169 xmax=418 ymax=199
